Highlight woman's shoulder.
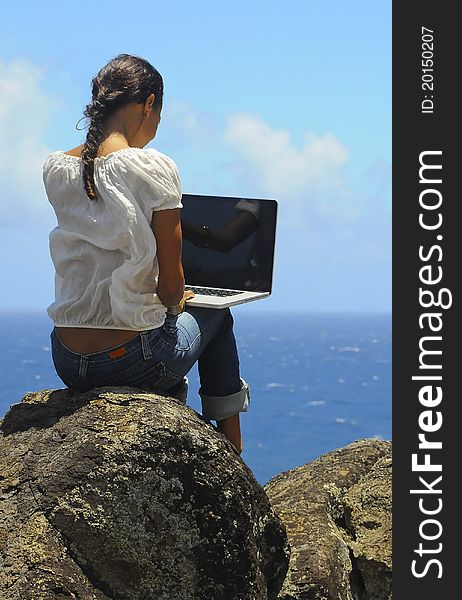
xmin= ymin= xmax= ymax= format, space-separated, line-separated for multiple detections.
xmin=109 ymin=147 xmax=180 ymax=185
xmin=94 ymin=143 xmax=177 ymax=170
xmin=111 ymin=146 xmax=178 ymax=171
xmin=42 ymin=150 xmax=78 ymax=187
xmin=43 ymin=148 xmax=83 ymax=181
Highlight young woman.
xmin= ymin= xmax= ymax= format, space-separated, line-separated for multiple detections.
xmin=43 ymin=54 xmax=250 ymax=454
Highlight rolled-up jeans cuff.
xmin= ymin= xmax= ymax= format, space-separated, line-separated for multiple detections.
xmin=199 ymin=378 xmax=250 ymax=421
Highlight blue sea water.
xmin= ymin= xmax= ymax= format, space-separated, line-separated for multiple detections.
xmin=0 ymin=311 xmax=391 ymax=486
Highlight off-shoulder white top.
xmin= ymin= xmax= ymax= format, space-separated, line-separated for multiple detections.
xmin=42 ymin=147 xmax=183 ymax=331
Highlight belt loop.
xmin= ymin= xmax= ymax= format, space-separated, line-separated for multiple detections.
xmin=78 ymin=355 xmax=89 ymax=378
xmin=140 ymin=331 xmax=152 ymax=360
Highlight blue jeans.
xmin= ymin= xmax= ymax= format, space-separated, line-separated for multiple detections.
xmin=50 ymin=306 xmax=250 ymax=422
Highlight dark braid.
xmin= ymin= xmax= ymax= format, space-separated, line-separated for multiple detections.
xmin=80 ymin=100 xmax=110 ymax=200
xmin=79 ymin=54 xmax=164 ymax=201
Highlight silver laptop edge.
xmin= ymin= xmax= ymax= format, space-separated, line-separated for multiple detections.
xmin=185 ymin=288 xmax=270 ymax=309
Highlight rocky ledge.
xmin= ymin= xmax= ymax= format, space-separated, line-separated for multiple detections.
xmin=0 ymin=387 xmax=290 ymax=600
xmin=265 ymin=438 xmax=392 ymax=600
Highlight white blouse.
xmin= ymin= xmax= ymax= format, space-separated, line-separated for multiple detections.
xmin=43 ymin=147 xmax=183 ymax=331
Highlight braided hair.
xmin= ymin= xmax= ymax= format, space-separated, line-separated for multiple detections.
xmin=79 ymin=54 xmax=163 ymax=201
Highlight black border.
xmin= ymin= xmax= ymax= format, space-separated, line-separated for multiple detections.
xmin=393 ymin=4 xmax=458 ymax=596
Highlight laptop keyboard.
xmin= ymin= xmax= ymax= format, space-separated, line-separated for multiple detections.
xmin=185 ymin=286 xmax=242 ymax=297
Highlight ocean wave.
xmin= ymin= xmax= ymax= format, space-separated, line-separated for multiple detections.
xmin=338 ymin=346 xmax=360 ymax=353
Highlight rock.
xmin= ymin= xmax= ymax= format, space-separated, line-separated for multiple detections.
xmin=342 ymin=455 xmax=392 ymax=600
xmin=0 ymin=387 xmax=290 ymax=600
xmin=264 ymin=439 xmax=392 ymax=600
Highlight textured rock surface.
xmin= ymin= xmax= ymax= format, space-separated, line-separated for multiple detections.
xmin=342 ymin=454 xmax=392 ymax=600
xmin=0 ymin=387 xmax=290 ymax=600
xmin=264 ymin=439 xmax=392 ymax=600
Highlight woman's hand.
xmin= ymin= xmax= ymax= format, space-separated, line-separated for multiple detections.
xmin=216 ymin=414 xmax=243 ymax=455
xmin=165 ymin=289 xmax=195 ymax=316
xmin=183 ymin=289 xmax=195 ymax=302
xmin=174 ymin=289 xmax=195 ymax=313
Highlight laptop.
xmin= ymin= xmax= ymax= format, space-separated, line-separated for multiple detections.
xmin=180 ymin=193 xmax=278 ymax=308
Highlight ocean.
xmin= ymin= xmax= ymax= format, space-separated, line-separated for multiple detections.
xmin=0 ymin=311 xmax=391 ymax=486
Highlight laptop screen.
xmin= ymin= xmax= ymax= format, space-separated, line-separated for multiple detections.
xmin=180 ymin=194 xmax=277 ymax=293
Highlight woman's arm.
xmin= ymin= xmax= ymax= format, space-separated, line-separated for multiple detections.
xmin=151 ymin=208 xmax=185 ymax=307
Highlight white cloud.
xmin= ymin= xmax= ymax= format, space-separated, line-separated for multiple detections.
xmin=0 ymin=58 xmax=56 ymax=226
xmin=224 ymin=113 xmax=349 ymax=198
xmin=222 ymin=112 xmax=358 ymax=233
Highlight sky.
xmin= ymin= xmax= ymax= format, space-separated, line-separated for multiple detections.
xmin=0 ymin=0 xmax=391 ymax=314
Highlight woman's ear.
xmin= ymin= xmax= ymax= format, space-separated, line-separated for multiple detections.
xmin=146 ymin=93 xmax=156 ymax=112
